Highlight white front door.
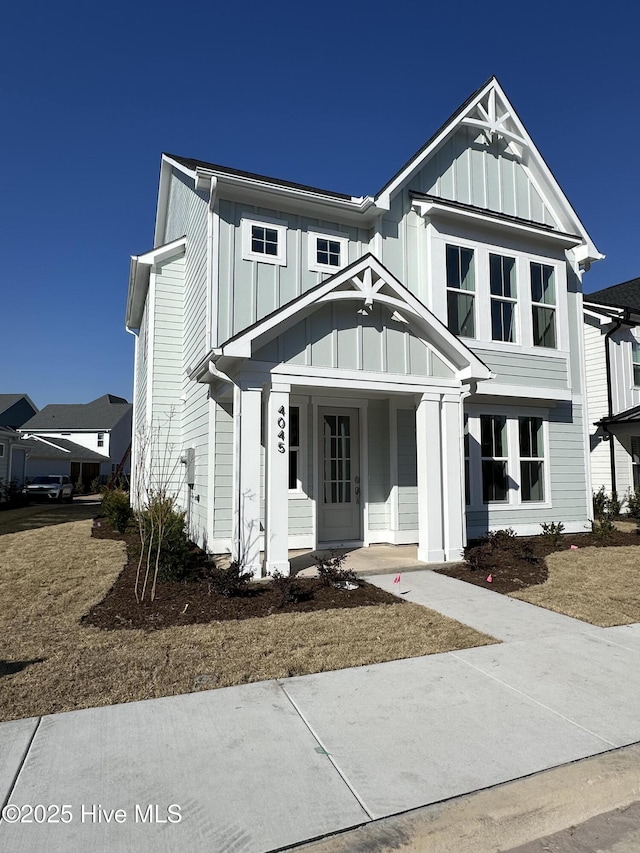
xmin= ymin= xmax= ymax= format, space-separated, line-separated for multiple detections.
xmin=317 ymin=407 xmax=361 ymax=543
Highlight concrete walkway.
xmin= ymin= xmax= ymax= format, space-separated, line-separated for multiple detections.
xmin=3 ymin=573 xmax=640 ymax=851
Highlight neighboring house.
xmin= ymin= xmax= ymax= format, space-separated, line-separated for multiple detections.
xmin=19 ymin=394 xmax=132 ymax=487
xmin=584 ymin=277 xmax=640 ymax=497
xmin=0 ymin=394 xmax=38 ymax=490
xmin=126 ymin=77 xmax=602 ymax=576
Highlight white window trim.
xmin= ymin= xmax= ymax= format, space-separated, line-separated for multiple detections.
xmin=632 ymin=340 xmax=640 ymax=388
xmin=288 ymin=398 xmax=307 ymax=499
xmin=242 ymin=214 xmax=288 ymax=266
xmin=445 ymin=243 xmax=477 ymax=340
xmin=307 ymin=228 xmax=349 ymax=274
xmin=430 ymin=227 xmax=567 ymax=353
xmin=465 ymin=405 xmax=551 ymax=510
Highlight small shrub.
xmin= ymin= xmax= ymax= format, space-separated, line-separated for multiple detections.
xmin=540 ymin=521 xmax=565 ymax=547
xmin=313 ymin=551 xmax=358 ymax=587
xmin=271 ymin=570 xmax=306 ymax=607
xmin=592 ymin=486 xmax=607 ymax=520
xmin=592 ymin=517 xmax=616 ymax=541
xmin=139 ymin=500 xmax=192 ymax=581
xmin=102 ymin=488 xmax=133 ymax=533
xmin=486 ymin=528 xmax=517 ymax=547
xmin=74 ymin=478 xmax=85 ymax=496
xmin=205 ymin=560 xmax=253 ymax=597
xmin=606 ymin=490 xmax=623 ymax=518
xmin=90 ymin=476 xmax=101 ymax=494
xmin=627 ymin=490 xmax=640 ymax=522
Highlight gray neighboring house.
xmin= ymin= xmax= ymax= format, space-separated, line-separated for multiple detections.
xmin=0 ymin=394 xmax=38 ymax=489
xmin=19 ymin=394 xmax=133 ymax=488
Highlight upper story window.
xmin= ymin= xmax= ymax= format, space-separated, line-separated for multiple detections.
xmin=530 ymin=262 xmax=556 ymax=348
xmin=97 ymin=433 xmax=105 ymax=447
xmin=632 ymin=341 xmax=640 ymax=386
xmin=446 ymin=245 xmax=475 ymax=338
xmin=242 ymin=216 xmax=287 ymax=266
xmin=308 ymin=230 xmax=349 ymax=274
xmin=490 ymin=254 xmax=517 ymax=342
xmin=0 ymin=443 xmax=4 ymax=458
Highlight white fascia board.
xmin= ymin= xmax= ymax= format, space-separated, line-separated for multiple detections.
xmin=125 ymin=236 xmax=187 ymax=330
xmin=472 ymin=383 xmax=572 ymax=402
xmin=154 ymin=158 xmax=173 ymax=247
xmin=411 ymin=199 xmax=583 ymax=248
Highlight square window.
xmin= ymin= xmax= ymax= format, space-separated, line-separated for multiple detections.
xmin=308 ymin=231 xmax=348 ymax=272
xmin=242 ymin=217 xmax=287 ymax=266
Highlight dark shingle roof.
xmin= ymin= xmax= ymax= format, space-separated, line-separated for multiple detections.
xmin=0 ymin=394 xmax=26 ymax=411
xmin=585 ymin=277 xmax=640 ymax=313
xmin=20 ymin=394 xmax=131 ymax=431
xmin=23 ymin=436 xmax=107 ymax=462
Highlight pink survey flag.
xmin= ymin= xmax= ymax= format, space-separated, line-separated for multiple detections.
xmin=393 ymin=574 xmax=401 ymax=584
xmin=570 ymin=545 xmax=579 ymax=550
xmin=486 ymin=574 xmax=493 ymax=583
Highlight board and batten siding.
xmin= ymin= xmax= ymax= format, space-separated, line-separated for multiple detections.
xmin=254 ymin=302 xmax=452 ymax=378
xmin=409 ymin=127 xmax=556 ymax=226
xmin=471 ymin=348 xmax=569 ymax=390
xmin=216 ymin=199 xmax=369 ymax=343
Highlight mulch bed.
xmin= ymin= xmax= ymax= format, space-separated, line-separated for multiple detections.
xmin=85 ymin=521 xmax=402 ymax=631
xmin=436 ymin=528 xmax=640 ymax=594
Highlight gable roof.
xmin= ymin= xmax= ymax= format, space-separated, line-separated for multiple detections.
xmin=21 ymin=435 xmax=107 ymax=462
xmin=585 ymin=277 xmax=640 ymax=314
xmin=197 ymin=254 xmax=492 ymax=383
xmin=20 ymin=395 xmax=131 ymax=432
xmin=0 ymin=394 xmax=38 ymax=428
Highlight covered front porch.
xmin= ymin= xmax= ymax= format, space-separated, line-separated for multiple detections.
xmin=192 ymin=254 xmax=493 ymax=576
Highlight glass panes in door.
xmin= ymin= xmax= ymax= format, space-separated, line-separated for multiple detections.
xmin=323 ymin=414 xmax=352 ymax=503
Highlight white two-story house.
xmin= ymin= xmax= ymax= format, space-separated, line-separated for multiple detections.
xmin=126 ymin=77 xmax=602 ymax=576
xmin=584 ymin=278 xmax=640 ymax=497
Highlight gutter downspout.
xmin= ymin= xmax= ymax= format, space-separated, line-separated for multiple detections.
xmin=604 ymin=311 xmax=629 ymax=495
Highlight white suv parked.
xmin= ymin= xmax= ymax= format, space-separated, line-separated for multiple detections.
xmin=23 ymin=475 xmax=74 ymax=502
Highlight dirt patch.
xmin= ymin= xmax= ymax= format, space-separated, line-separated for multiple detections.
xmin=85 ymin=530 xmax=405 ymax=630
xmin=435 ymin=529 xmax=640 ymax=594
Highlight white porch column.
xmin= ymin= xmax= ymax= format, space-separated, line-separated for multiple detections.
xmin=416 ymin=392 xmax=445 ymax=563
xmin=263 ymin=383 xmax=291 ymax=576
xmin=441 ymin=393 xmax=466 ymax=561
xmin=233 ymin=385 xmax=262 ymax=576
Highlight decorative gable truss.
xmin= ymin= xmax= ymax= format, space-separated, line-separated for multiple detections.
xmin=194 ymin=254 xmax=493 ymax=386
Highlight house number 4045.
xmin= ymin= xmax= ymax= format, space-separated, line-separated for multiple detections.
xmin=277 ymin=405 xmax=286 ymax=453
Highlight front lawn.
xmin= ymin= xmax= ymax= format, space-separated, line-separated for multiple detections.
xmin=0 ymin=517 xmax=495 ymax=722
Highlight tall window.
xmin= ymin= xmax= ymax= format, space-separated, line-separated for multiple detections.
xmin=490 ymin=254 xmax=517 ymax=342
xmin=519 ymin=417 xmax=544 ymax=501
xmin=632 ymin=438 xmax=640 ymax=493
xmin=531 ymin=262 xmax=556 ymax=348
xmin=480 ymin=415 xmax=508 ymax=502
xmin=446 ymin=245 xmax=475 ymax=338
xmin=632 ymin=341 xmax=640 ymax=386
xmin=97 ymin=433 xmax=104 ymax=447
xmin=288 ymin=407 xmax=300 ymax=490
xmin=464 ymin=414 xmax=470 ymax=506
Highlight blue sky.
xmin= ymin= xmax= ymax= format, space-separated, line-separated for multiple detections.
xmin=2 ymin=0 xmax=638 ymax=407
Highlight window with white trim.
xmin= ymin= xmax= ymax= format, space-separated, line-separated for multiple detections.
xmin=242 ymin=216 xmax=287 ymax=266
xmin=490 ymin=253 xmax=517 ymax=342
xmin=446 ymin=245 xmax=475 ymax=337
xmin=464 ymin=414 xmax=470 ymax=506
xmin=632 ymin=341 xmax=640 ymax=386
xmin=308 ymin=230 xmax=349 ymax=273
xmin=531 ymin=262 xmax=556 ymax=348
xmin=632 ymin=437 xmax=640 ymax=492
xmin=480 ymin=415 xmax=508 ymax=502
xmin=519 ymin=416 xmax=544 ymax=501
xmin=288 ymin=407 xmax=300 ymax=491
xmin=97 ymin=433 xmax=104 ymax=447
